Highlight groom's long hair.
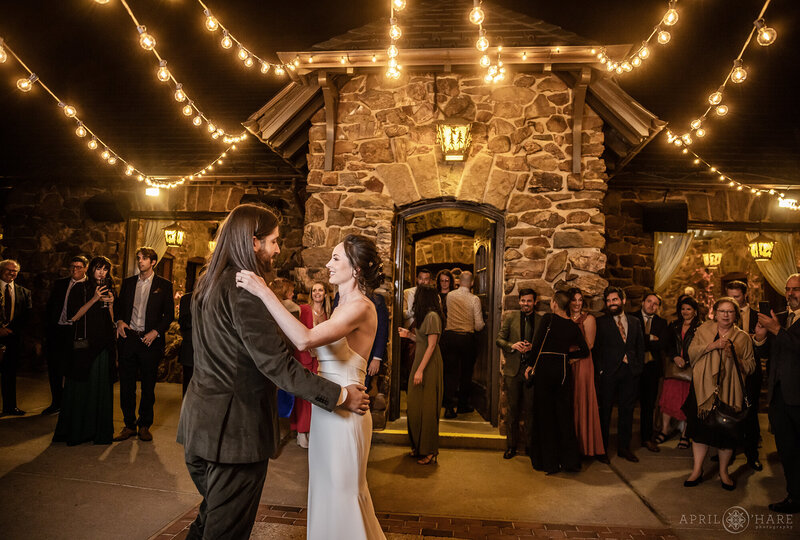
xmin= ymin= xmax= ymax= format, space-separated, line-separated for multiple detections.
xmin=194 ymin=204 xmax=279 ymax=309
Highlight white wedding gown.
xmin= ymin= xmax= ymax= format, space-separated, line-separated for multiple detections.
xmin=307 ymin=337 xmax=385 ymax=540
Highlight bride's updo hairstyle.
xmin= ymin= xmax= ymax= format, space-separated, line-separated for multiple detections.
xmin=341 ymin=234 xmax=384 ymax=295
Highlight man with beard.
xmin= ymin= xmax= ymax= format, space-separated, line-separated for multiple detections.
xmin=178 ymin=204 xmax=369 ymax=539
xmin=755 ymin=274 xmax=800 ymax=514
xmin=593 ymin=286 xmax=645 ymax=462
xmin=496 ymin=288 xmax=538 ymax=459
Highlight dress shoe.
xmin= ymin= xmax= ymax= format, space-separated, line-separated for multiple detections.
xmin=112 ymin=427 xmax=137 ymax=441
xmin=769 ymin=497 xmax=800 ymax=514
xmin=748 ymin=458 xmax=763 ymax=471
xmin=595 ymin=454 xmax=611 ymax=464
xmin=138 ymin=426 xmax=153 ymax=442
xmin=503 ymin=448 xmax=517 ymax=460
xmin=41 ymin=405 xmax=60 ymax=415
xmin=683 ymin=469 xmax=704 ymax=487
xmin=643 ymin=440 xmax=660 ymax=453
xmin=1 ymin=408 xmax=26 ymax=416
xmin=296 ymin=433 xmax=309 ymax=449
xmin=443 ymin=407 xmax=457 ymax=419
xmin=618 ymin=448 xmax=639 ymax=462
xmin=720 ymin=479 xmax=736 ymax=491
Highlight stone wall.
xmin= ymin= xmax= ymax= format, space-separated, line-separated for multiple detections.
xmin=415 ymin=234 xmax=475 ymax=267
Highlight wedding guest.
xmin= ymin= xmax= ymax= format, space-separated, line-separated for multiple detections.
xmin=524 ymin=291 xmax=589 ymax=474
xmin=178 ymin=291 xmax=194 ymax=396
xmin=43 ymin=255 xmax=88 ymax=415
xmin=293 ymin=281 xmax=331 ymax=448
xmin=114 ymin=247 xmax=174 ymax=442
xmin=398 ymin=285 xmax=443 ymax=465
xmin=630 ymin=292 xmax=669 ymax=453
xmin=444 ymin=271 xmax=484 ymax=417
xmin=655 ymin=296 xmax=701 ymax=450
xmin=496 ymin=288 xmax=538 ymax=459
xmin=53 ymin=256 xmax=115 ymax=445
xmin=683 ymin=297 xmax=754 ymax=491
xmin=436 ymin=269 xmax=454 ymax=320
xmin=402 ymin=268 xmax=431 ymax=392
xmin=566 ymin=288 xmax=606 ymax=463
xmin=0 ymin=259 xmax=32 ymax=416
xmin=270 ymin=278 xmax=301 ymax=319
xmin=755 ymin=273 xmax=800 ymax=514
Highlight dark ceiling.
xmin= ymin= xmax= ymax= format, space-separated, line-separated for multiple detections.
xmin=0 ymin=0 xmax=797 ymax=189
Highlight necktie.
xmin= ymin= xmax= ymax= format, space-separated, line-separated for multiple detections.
xmin=644 ymin=316 xmax=652 ymax=334
xmin=616 ymin=316 xmax=628 ymax=364
xmin=788 ymin=312 xmax=796 ymax=329
xmin=3 ymin=284 xmax=11 ymax=323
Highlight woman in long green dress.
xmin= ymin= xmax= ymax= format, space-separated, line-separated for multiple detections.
xmin=398 ymin=285 xmax=443 ymax=465
xmin=53 ymin=256 xmax=116 ymax=446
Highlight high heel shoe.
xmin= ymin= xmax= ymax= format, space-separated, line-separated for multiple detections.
xmin=683 ymin=469 xmax=704 ymax=487
xmin=720 ymin=479 xmax=736 ymax=491
xmin=417 ymin=454 xmax=438 ymax=465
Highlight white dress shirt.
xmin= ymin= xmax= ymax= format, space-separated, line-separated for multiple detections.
xmin=1 ymin=279 xmax=15 ymax=322
xmin=445 ymin=286 xmax=485 ymax=333
xmin=402 ymin=286 xmax=417 ymax=328
xmin=59 ymin=276 xmax=87 ymax=325
xmin=130 ymin=273 xmax=154 ymax=332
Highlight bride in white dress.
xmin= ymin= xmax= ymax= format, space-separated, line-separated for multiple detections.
xmin=236 ymin=234 xmax=386 ymax=540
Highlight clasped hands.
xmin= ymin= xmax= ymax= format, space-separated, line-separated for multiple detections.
xmin=341 ymin=384 xmax=370 ymax=415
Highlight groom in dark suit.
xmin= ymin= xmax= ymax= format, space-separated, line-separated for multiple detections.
xmin=593 ymin=286 xmax=645 ymax=462
xmin=178 ymin=204 xmax=369 ymax=539
xmin=114 ymin=247 xmax=174 ymax=442
xmin=0 ymin=260 xmax=33 ymax=416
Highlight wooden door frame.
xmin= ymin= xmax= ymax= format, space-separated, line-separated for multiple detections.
xmin=390 ymin=199 xmax=506 ymax=426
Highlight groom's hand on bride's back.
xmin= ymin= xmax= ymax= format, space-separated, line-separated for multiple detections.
xmin=341 ymin=384 xmax=370 ymax=415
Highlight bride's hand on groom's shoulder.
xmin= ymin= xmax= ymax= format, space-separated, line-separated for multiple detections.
xmin=341 ymin=383 xmax=370 ymax=415
xmin=236 ymin=270 xmax=267 ymax=296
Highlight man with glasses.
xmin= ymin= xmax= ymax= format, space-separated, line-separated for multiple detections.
xmin=0 ymin=260 xmax=32 ymax=416
xmin=755 ymin=274 xmax=800 ymax=514
xmin=43 ymin=256 xmax=88 ymax=415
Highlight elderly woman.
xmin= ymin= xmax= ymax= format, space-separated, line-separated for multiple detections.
xmin=682 ymin=296 xmax=755 ymax=490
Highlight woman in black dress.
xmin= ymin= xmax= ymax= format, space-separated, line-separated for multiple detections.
xmin=524 ymin=290 xmax=589 ymax=474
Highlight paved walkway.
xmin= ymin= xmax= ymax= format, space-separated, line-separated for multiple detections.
xmin=0 ymin=373 xmax=795 ymax=539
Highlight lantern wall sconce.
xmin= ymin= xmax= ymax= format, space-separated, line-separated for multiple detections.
xmin=163 ymin=222 xmax=187 ymax=248
xmin=748 ymin=233 xmax=776 ymax=262
xmin=702 ymin=252 xmax=722 ymax=268
xmin=436 ymin=120 xmax=472 ymax=162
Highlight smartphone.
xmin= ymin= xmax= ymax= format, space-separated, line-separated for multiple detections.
xmin=758 ymin=301 xmax=771 ymax=316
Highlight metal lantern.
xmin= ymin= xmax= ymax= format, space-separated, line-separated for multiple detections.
xmin=702 ymin=252 xmax=722 ymax=268
xmin=748 ymin=233 xmax=776 ymax=262
xmin=436 ymin=121 xmax=472 ymax=162
xmin=163 ymin=222 xmax=187 ymax=248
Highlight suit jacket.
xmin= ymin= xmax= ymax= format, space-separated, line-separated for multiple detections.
xmin=333 ymin=292 xmax=389 ymax=362
xmin=1 ymin=282 xmax=32 ymax=345
xmin=630 ymin=310 xmax=669 ymax=372
xmin=496 ymin=310 xmax=540 ymax=377
xmin=754 ymin=311 xmax=800 ymax=406
xmin=593 ymin=312 xmax=645 ymax=377
xmin=177 ymin=267 xmax=342 ymax=463
xmin=116 ymin=274 xmax=174 ymax=342
xmin=45 ymin=277 xmax=72 ymax=333
xmin=740 ymin=305 xmax=758 ymax=335
xmin=178 ymin=292 xmax=193 ymax=367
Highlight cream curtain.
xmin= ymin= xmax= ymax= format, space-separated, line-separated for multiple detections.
xmin=746 ymin=232 xmax=797 ymax=293
xmin=654 ymin=232 xmax=694 ymax=292
xmin=131 ymin=220 xmax=171 ymax=276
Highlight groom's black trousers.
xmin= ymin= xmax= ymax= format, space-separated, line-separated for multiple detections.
xmin=185 ymin=452 xmax=269 ymax=540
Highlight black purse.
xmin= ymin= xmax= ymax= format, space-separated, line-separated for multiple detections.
xmin=526 ymin=320 xmax=568 ymax=387
xmin=702 ymin=345 xmax=750 ymax=436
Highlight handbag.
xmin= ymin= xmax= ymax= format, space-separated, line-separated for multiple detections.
xmin=525 ymin=319 xmax=568 ymax=386
xmin=702 ymin=345 xmax=750 ymax=436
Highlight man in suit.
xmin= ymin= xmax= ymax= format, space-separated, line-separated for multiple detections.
xmin=496 ymin=288 xmax=538 ymax=459
xmin=178 ymin=291 xmax=194 ymax=397
xmin=113 ymin=247 xmax=174 ymax=442
xmin=0 ymin=259 xmax=33 ymax=416
xmin=178 ymin=204 xmax=369 ymax=539
xmin=755 ymin=273 xmax=800 ymax=514
xmin=630 ymin=291 xmax=668 ymax=453
xmin=593 ymin=286 xmax=645 ymax=462
xmin=43 ymin=255 xmax=88 ymax=415
xmin=401 ymin=268 xmax=431 ymax=393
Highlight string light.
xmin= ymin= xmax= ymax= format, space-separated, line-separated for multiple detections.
xmin=75 ymin=124 xmax=87 ymax=138
xmin=469 ymin=1 xmax=485 ymax=25
xmin=156 ymin=60 xmax=170 ymax=82
xmin=755 ymin=18 xmax=777 ymax=46
xmin=174 ymin=83 xmax=186 ymax=102
xmin=137 ymin=26 xmax=156 ymax=50
xmin=220 ymin=30 xmax=233 ymax=49
xmin=385 ymin=0 xmax=404 ymax=79
xmin=203 ymin=9 xmax=219 ymax=32
xmin=730 ymin=59 xmax=747 ymax=83
xmin=0 ymin=40 xmax=7 ymax=64
xmin=16 ymin=73 xmax=37 ymax=92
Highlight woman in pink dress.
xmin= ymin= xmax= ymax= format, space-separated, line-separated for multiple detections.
xmin=292 ymin=281 xmax=332 ymax=448
xmin=567 ymin=288 xmax=607 ymax=462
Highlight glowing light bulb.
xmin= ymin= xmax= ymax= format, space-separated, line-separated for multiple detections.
xmin=244 ymin=56 xmax=254 ymax=68
xmin=100 ymin=150 xmax=110 ymax=160
xmin=696 ymin=128 xmax=706 ymax=138
xmin=389 ymin=18 xmax=402 ymax=40
xmin=88 ymin=138 xmax=98 ymax=150
xmin=638 ymin=44 xmax=650 ymax=59
xmin=371 ymin=55 xmax=377 ymax=62
xmin=204 ymin=10 xmax=219 ymax=32
xmin=108 ymin=156 xmax=117 ymax=165
xmin=340 ymin=56 xmax=347 ymax=64
xmin=690 ymin=119 xmax=702 ymax=130
xmin=137 ymin=26 xmax=156 ymax=50
xmin=708 ymin=89 xmax=723 ymax=105
xmin=469 ymin=6 xmax=485 ymax=25
xmin=615 ymin=65 xmax=623 ymax=74
xmin=260 ymin=61 xmax=271 ymax=74
xmin=0 ymin=47 xmax=7 ymax=63
xmin=61 ymin=103 xmax=77 ymax=118
xmin=657 ymin=30 xmax=671 ymax=45
xmin=682 ymin=148 xmax=688 ymax=154
xmin=387 ymin=44 xmax=399 ymax=58
xmin=236 ymin=46 xmax=248 ymax=61
xmin=293 ymin=56 xmax=300 ymax=67
xmin=157 ymin=60 xmax=170 ymax=82
xmin=393 ymin=0 xmax=407 ymax=10
xmin=94 ymin=0 xmax=110 ymax=4
xmin=756 ymin=19 xmax=777 ymax=46
xmin=663 ymin=5 xmax=679 ymax=26
xmin=75 ymin=124 xmax=87 ymax=137
xmin=274 ymin=65 xmax=285 ymax=76
xmin=693 ymin=159 xmax=700 ymax=164
xmin=522 ymin=51 xmax=528 ymax=60
xmin=182 ymin=103 xmax=193 ymax=116
xmin=17 ymin=73 xmax=36 ymax=92
xmin=126 ymin=165 xmax=134 ymax=175
xmin=174 ymin=84 xmax=186 ymax=102
xmin=480 ymin=54 xmax=491 ymax=68
xmin=681 ymin=134 xmax=692 ymax=145
xmin=622 ymin=62 xmax=632 ymax=72
xmin=221 ymin=31 xmax=232 ymax=49
xmin=476 ymin=30 xmax=489 ymax=52
xmin=193 ymin=116 xmax=202 ymax=126
xmin=145 ymin=187 xmax=160 ymax=197
xmin=207 ymin=123 xmax=216 ymax=133
xmin=715 ymin=104 xmax=729 ymax=116
xmin=730 ymin=60 xmax=747 ymax=83
xmin=632 ymin=56 xmax=642 ymax=67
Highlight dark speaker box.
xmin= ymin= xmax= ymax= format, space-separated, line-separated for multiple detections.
xmin=641 ymin=202 xmax=688 ymax=233
xmin=84 ymin=193 xmax=132 ymax=222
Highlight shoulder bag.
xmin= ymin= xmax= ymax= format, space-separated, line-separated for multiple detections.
xmin=702 ymin=344 xmax=750 ymax=436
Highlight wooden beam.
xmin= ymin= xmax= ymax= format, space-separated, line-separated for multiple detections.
xmin=319 ymin=71 xmax=338 ymax=172
xmin=571 ymin=68 xmax=592 ymax=174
